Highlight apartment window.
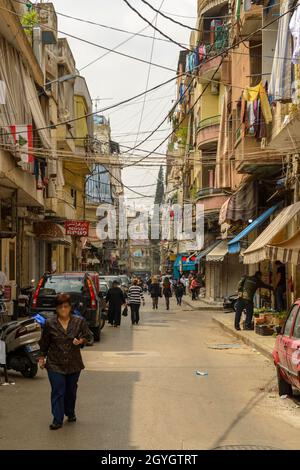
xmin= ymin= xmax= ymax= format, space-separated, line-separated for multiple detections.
xmin=9 ymin=242 xmax=15 ymax=281
xmin=71 ymin=188 xmax=77 ymax=208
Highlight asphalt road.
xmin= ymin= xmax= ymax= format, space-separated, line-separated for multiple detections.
xmin=0 ymin=297 xmax=299 ymax=450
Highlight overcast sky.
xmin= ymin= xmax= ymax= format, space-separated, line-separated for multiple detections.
xmin=51 ymin=0 xmax=196 ymax=207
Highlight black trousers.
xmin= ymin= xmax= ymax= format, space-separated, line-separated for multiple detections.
xmin=235 ymin=298 xmax=253 ymax=329
xmin=47 ymin=370 xmax=81 ymax=425
xmin=108 ymin=306 xmax=122 ymax=325
xmin=130 ymin=303 xmax=140 ymax=324
xmin=152 ymin=297 xmax=158 ymax=309
xmin=176 ymin=295 xmax=183 ymax=305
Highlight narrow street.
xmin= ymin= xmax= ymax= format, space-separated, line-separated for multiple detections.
xmin=1 ymin=298 xmax=299 ymax=450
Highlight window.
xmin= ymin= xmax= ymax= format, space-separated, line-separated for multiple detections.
xmin=9 ymin=242 xmax=15 ymax=281
xmin=292 ymin=312 xmax=300 ymax=339
xmin=284 ymin=305 xmax=299 ymax=336
xmin=71 ymin=188 xmax=77 ymax=208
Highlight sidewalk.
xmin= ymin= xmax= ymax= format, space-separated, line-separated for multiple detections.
xmin=183 ymin=296 xmax=223 ymax=311
xmin=212 ymin=312 xmax=275 ymax=361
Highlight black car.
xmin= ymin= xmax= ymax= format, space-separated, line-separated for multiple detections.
xmin=30 ymin=273 xmax=102 ymax=341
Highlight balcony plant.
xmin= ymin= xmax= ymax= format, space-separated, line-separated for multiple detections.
xmin=21 ymin=10 xmax=39 ymax=41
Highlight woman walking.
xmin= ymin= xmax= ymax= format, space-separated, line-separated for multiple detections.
xmin=106 ymin=280 xmax=127 ymax=327
xmin=127 ymin=278 xmax=145 ymax=325
xmin=162 ymin=277 xmax=172 ymax=310
xmin=149 ymin=276 xmax=162 ymax=309
xmin=174 ymin=281 xmax=184 ymax=306
xmin=38 ymin=294 xmax=91 ymax=430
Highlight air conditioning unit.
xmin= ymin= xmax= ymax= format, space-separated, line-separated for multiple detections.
xmin=211 ymin=82 xmax=219 ymax=95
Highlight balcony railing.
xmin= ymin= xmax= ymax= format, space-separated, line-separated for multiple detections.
xmin=198 ymin=115 xmax=221 ymax=132
xmin=196 ymin=187 xmax=225 ymax=199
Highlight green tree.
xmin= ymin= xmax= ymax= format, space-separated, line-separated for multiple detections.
xmin=154 ymin=165 xmax=165 ymax=205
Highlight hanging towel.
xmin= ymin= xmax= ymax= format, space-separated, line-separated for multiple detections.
xmin=269 ymin=0 xmax=293 ymax=102
xmin=290 ymin=4 xmax=300 ymax=64
xmin=0 ymin=80 xmax=6 ymax=104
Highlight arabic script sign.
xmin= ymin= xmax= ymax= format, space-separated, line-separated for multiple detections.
xmin=65 ymin=221 xmax=90 ymax=237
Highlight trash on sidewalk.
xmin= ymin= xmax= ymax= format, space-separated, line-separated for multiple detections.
xmin=207 ymin=343 xmax=241 ymax=350
xmin=195 ymin=370 xmax=208 ymax=376
xmin=280 ymin=394 xmax=288 ymax=400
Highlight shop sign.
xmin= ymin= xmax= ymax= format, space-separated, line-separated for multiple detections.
xmin=65 ymin=221 xmax=90 ymax=237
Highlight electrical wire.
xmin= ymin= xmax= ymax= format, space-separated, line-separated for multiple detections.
xmin=140 ymin=0 xmax=202 ymax=32
xmin=122 ymin=0 xmax=191 ymax=52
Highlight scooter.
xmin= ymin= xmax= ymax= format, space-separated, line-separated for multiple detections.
xmin=18 ymin=281 xmax=35 ymax=317
xmin=0 ymin=318 xmax=41 ymax=378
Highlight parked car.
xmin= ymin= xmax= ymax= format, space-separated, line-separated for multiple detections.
xmin=30 ymin=272 xmax=102 ymax=341
xmin=273 ymin=300 xmax=300 ymax=396
xmin=100 ymin=282 xmax=109 ymax=297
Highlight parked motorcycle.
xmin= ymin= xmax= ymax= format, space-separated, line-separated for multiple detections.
xmin=223 ymin=294 xmax=239 ymax=312
xmin=18 ymin=282 xmax=35 ymax=317
xmin=0 ymin=318 xmax=41 ymax=378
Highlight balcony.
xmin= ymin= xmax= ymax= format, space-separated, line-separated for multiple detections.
xmin=198 ymin=55 xmax=223 ymax=84
xmin=197 ymin=115 xmax=220 ymax=149
xmin=45 ymin=189 xmax=76 ymax=220
xmin=198 ymin=0 xmax=227 ymax=17
xmin=236 ymin=154 xmax=283 ymax=176
xmin=268 ymin=106 xmax=300 ymax=151
xmin=240 ymin=3 xmax=263 ymax=38
xmin=58 ymin=38 xmax=76 ymax=74
xmin=36 ymin=3 xmax=57 ymax=44
xmin=56 ymin=124 xmax=76 ymax=153
xmin=196 ymin=187 xmax=228 ymax=215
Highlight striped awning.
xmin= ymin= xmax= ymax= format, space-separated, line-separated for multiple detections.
xmin=243 ymin=202 xmax=300 ymax=264
xmin=266 ymin=230 xmax=300 ymax=265
xmin=206 ymin=241 xmax=228 ymax=262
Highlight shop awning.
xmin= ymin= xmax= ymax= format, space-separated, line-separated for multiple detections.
xmin=266 ymin=230 xmax=300 ymax=265
xmin=196 ymin=240 xmax=220 ymax=262
xmin=206 ymin=241 xmax=228 ymax=262
xmin=228 ymin=205 xmax=278 ymax=254
xmin=219 ymin=180 xmax=257 ymax=225
xmin=243 ymin=202 xmax=300 ymax=264
xmin=34 ymin=222 xmax=71 ymax=246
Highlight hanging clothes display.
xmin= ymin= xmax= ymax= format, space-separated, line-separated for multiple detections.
xmin=243 ymin=82 xmax=272 ymax=124
xmin=289 ymin=3 xmax=300 ymax=64
xmin=269 ymin=0 xmax=293 ymax=102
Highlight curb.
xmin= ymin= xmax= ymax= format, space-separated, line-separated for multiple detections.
xmin=183 ymin=299 xmax=223 ymax=312
xmin=212 ymin=316 xmax=274 ymax=361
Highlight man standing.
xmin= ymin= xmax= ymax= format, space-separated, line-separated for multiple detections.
xmin=127 ymin=279 xmax=145 ymax=325
xmin=106 ymin=281 xmax=126 ymax=327
xmin=274 ymin=261 xmax=286 ymax=312
xmin=235 ymin=271 xmax=273 ymax=331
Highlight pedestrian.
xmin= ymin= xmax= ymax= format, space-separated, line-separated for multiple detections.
xmin=38 ymin=294 xmax=91 ymax=430
xmin=106 ymin=280 xmax=127 ymax=327
xmin=274 ymin=261 xmax=286 ymax=312
xmin=162 ymin=277 xmax=172 ymax=310
xmin=174 ymin=281 xmax=184 ymax=306
xmin=180 ymin=275 xmax=188 ymax=295
xmin=127 ymin=278 xmax=145 ymax=325
xmin=149 ymin=276 xmax=162 ymax=309
xmin=235 ymin=271 xmax=273 ymax=331
xmin=190 ymin=276 xmax=200 ymax=300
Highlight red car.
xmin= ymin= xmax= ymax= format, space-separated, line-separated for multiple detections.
xmin=273 ymin=299 xmax=300 ymax=396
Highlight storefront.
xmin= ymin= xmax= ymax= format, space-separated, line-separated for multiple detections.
xmin=173 ymin=254 xmax=197 ymax=279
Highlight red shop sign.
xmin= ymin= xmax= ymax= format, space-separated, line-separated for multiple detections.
xmin=65 ymin=221 xmax=90 ymax=237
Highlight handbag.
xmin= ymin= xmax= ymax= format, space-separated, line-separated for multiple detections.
xmin=122 ymin=306 xmax=128 ymax=317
